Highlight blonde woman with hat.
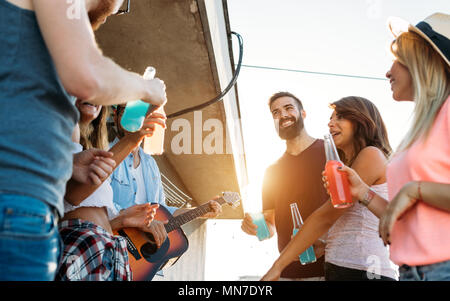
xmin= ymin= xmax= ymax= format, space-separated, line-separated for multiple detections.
xmin=331 ymin=13 xmax=450 ymax=281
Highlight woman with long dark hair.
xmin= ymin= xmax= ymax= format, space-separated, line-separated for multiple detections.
xmin=262 ymin=96 xmax=398 ymax=281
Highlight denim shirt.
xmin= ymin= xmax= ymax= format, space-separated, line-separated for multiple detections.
xmin=109 ymin=139 xmax=177 ymax=215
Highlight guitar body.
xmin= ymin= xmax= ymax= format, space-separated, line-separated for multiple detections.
xmin=114 ymin=205 xmax=189 ymax=281
xmin=112 ymin=192 xmax=241 ymax=281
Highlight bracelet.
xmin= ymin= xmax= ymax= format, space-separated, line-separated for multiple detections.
xmin=417 ymin=181 xmax=423 ymax=200
xmin=359 ymin=188 xmax=376 ymax=207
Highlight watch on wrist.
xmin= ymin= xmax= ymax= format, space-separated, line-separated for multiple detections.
xmin=359 ymin=188 xmax=375 ymax=207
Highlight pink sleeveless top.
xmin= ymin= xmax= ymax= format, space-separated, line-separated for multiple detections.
xmin=387 ymin=96 xmax=450 ymax=266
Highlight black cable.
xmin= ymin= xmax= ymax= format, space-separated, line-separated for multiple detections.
xmin=167 ymin=31 xmax=243 ymax=119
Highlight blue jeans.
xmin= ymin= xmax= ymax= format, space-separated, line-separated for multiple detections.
xmin=400 ymin=260 xmax=450 ymax=281
xmin=0 ymin=194 xmax=62 ymax=280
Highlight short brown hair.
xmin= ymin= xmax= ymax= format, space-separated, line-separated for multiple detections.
xmin=268 ymin=91 xmax=303 ymax=111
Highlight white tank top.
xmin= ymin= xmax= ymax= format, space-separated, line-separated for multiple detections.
xmin=63 ymin=143 xmax=118 ymax=220
xmin=325 ymin=183 xmax=399 ymax=279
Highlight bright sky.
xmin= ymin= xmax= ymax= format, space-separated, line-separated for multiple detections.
xmin=204 ymin=0 xmax=450 ymax=281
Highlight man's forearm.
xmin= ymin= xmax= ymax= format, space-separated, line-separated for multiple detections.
xmin=83 ymin=56 xmax=150 ymax=106
xmin=33 ymin=0 xmax=155 ymax=106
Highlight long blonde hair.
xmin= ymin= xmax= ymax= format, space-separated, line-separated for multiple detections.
xmin=79 ymin=106 xmax=110 ymax=150
xmin=391 ymin=31 xmax=450 ymax=153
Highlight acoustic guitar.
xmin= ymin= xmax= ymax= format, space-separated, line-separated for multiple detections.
xmin=114 ymin=191 xmax=241 ymax=281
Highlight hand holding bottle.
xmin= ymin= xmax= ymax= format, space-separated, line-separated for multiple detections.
xmin=241 ymin=213 xmax=259 ymax=236
xmin=323 ymin=134 xmax=353 ymax=208
xmin=143 ymin=66 xmax=166 ymax=106
xmin=322 ymin=165 xmax=370 ymax=202
xmin=142 ymin=77 xmax=167 ymax=107
xmin=121 ymin=67 xmax=165 ymax=132
xmin=139 ymin=111 xmax=167 ymax=138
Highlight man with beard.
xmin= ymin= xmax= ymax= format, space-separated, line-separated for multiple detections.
xmin=0 ymin=0 xmax=165 ymax=280
xmin=241 ymin=92 xmax=328 ymax=280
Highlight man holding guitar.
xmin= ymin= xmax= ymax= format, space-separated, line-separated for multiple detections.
xmin=109 ymin=105 xmax=225 ymax=280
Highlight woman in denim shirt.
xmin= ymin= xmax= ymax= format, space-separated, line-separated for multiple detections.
xmin=109 ymin=105 xmax=223 ymax=250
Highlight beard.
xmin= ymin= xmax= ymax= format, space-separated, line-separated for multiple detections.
xmin=276 ymin=116 xmax=304 ymax=140
xmin=88 ymin=0 xmax=118 ymax=31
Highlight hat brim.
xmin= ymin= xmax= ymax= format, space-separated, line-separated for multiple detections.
xmin=388 ymin=16 xmax=450 ymax=67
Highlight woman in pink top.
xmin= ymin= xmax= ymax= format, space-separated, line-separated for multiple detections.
xmin=334 ymin=13 xmax=450 ymax=281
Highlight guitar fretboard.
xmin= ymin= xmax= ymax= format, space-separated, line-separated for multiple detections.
xmin=165 ymin=197 xmax=226 ymax=233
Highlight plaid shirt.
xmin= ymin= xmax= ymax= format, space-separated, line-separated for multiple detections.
xmin=55 ymin=219 xmax=132 ymax=281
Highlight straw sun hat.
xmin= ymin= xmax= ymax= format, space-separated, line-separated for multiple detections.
xmin=388 ymin=12 xmax=450 ymax=67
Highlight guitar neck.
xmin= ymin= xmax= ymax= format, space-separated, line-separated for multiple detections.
xmin=165 ymin=197 xmax=226 ymax=233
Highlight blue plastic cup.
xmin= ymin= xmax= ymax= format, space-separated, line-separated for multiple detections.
xmin=250 ymin=212 xmax=270 ymax=241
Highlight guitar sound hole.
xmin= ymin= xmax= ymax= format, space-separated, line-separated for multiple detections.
xmin=140 ymin=242 xmax=157 ymax=258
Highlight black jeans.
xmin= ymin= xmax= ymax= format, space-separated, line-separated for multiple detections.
xmin=325 ymin=262 xmax=396 ymax=281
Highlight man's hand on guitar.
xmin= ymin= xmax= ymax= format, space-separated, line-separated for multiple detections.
xmin=110 ymin=203 xmax=158 ymax=233
xmin=146 ymin=220 xmax=169 ymax=247
xmin=112 ymin=192 xmax=240 ymax=281
xmin=118 ymin=203 xmax=159 ymax=231
xmin=200 ymin=198 xmax=223 ymax=219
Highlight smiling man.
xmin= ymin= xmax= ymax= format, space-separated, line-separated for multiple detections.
xmin=241 ymin=91 xmax=329 ymax=281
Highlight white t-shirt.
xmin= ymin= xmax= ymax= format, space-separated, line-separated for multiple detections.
xmin=129 ymin=160 xmax=147 ymax=205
